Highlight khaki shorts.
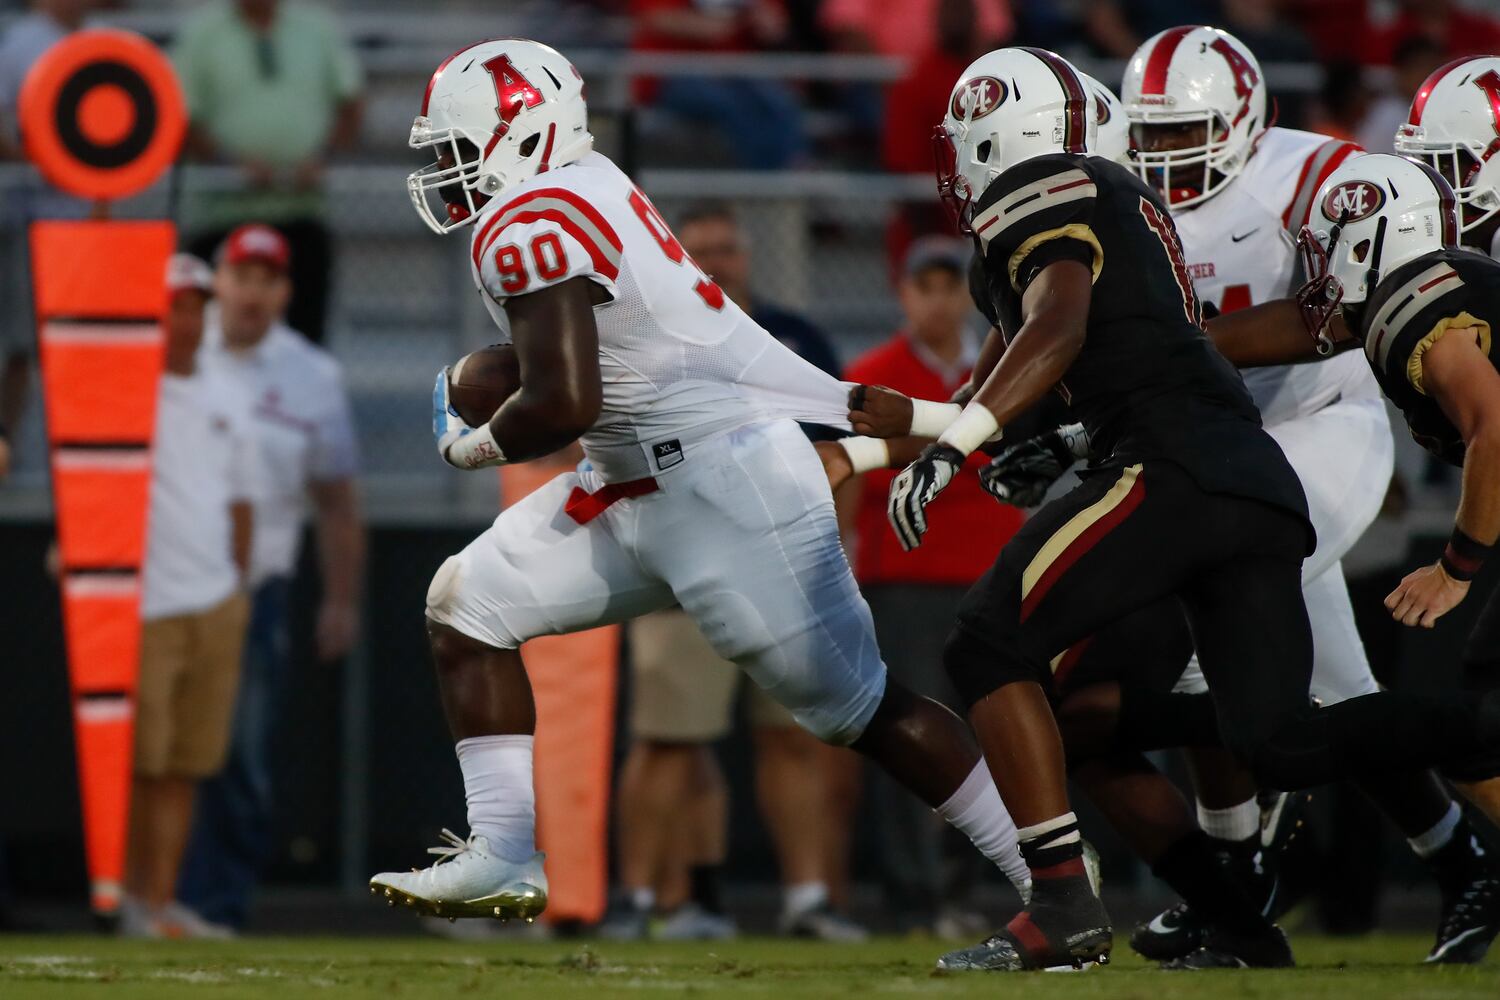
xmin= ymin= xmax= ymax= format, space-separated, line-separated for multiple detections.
xmin=135 ymin=592 xmax=250 ymax=778
xmin=628 ymin=608 xmax=795 ymax=742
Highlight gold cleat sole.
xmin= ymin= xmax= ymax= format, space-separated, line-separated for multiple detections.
xmin=368 ymin=880 xmax=547 ymax=922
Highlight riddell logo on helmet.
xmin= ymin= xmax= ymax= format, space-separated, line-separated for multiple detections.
xmin=1134 ymin=94 xmax=1176 ymax=107
xmin=951 ymin=77 xmax=1007 ymax=121
xmin=1321 ymin=181 xmax=1386 ymax=223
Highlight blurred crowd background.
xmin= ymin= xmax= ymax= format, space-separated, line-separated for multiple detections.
xmin=1 ymin=0 xmax=1498 ymax=941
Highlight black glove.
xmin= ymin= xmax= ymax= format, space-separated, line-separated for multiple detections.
xmin=887 ymin=443 xmax=965 ymax=551
xmin=979 ymin=423 xmax=1088 ymax=509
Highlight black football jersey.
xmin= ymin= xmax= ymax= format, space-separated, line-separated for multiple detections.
xmin=967 ymin=152 xmax=1310 ymax=532
xmin=1359 ymin=247 xmax=1500 ymax=466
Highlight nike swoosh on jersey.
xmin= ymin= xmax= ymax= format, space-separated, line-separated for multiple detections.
xmin=1231 ymin=229 xmax=1260 ymax=242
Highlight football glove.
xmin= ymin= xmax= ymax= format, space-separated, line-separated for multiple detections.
xmin=432 ymin=367 xmax=507 ymax=470
xmin=979 ymin=422 xmax=1088 ymax=509
xmin=888 ymin=443 xmax=965 ymax=551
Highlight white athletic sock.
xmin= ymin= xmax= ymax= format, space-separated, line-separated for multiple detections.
xmin=1197 ymin=799 xmax=1259 ymax=843
xmin=456 ymin=734 xmax=536 ymax=861
xmin=938 ymin=761 xmax=1031 ymax=894
xmin=1409 ymin=801 xmax=1463 ymax=859
xmin=783 ymin=881 xmax=828 ymax=917
xmin=629 ymin=887 xmax=656 ymax=913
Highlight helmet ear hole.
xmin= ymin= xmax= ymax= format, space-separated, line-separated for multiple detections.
xmin=1352 ymin=239 xmax=1371 ymax=263
xmin=976 ymin=140 xmax=992 ymax=163
xmin=519 ymin=133 xmax=540 ymax=157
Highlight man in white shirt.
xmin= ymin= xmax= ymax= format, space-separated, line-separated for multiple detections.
xmin=125 ymin=254 xmax=260 ymax=938
xmin=176 ymin=224 xmax=364 ymax=930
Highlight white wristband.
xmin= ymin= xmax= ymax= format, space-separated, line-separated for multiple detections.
xmin=937 ymin=402 xmax=1001 ymax=456
xmin=910 ymin=399 xmax=964 ymax=438
xmin=838 ymin=435 xmax=890 ymax=473
xmin=445 ymin=423 xmax=509 ymax=469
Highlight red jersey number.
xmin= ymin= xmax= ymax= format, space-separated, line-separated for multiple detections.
xmin=628 ymin=188 xmax=726 ymax=310
xmin=1138 ymin=197 xmax=1203 ymax=326
xmin=493 ymin=233 xmax=571 ymax=295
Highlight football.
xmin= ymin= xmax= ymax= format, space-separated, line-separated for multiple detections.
xmin=448 ymin=343 xmax=521 ymax=428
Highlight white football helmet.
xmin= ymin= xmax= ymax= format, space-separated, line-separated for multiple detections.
xmin=1394 ymin=55 xmax=1500 ymax=235
xmin=1121 ymin=26 xmax=1268 ymax=208
xmin=1083 ymin=73 xmax=1130 ymax=166
xmin=408 ymin=38 xmax=594 ymax=235
xmin=1297 ymin=154 xmax=1458 ymax=345
xmin=935 ymin=47 xmax=1097 ymax=231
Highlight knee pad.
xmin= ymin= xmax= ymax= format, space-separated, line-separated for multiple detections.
xmin=942 ymin=624 xmax=1045 ymax=710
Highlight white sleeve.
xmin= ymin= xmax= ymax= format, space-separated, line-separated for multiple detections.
xmin=470 ymin=191 xmax=622 ymax=306
xmin=227 ymin=415 xmax=266 ymax=503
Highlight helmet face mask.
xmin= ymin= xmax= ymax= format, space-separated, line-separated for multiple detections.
xmin=1395 ymin=56 xmax=1500 ymax=236
xmin=933 ymin=124 xmax=976 ymax=233
xmin=1121 ymin=26 xmax=1267 ymax=209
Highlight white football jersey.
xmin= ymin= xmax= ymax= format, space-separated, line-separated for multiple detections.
xmin=1173 ymin=127 xmax=1380 ymax=426
xmin=467 ymin=152 xmax=850 ymax=482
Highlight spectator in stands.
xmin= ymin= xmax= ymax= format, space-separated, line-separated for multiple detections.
xmin=631 ymin=0 xmax=808 ymax=169
xmin=1356 ymin=34 xmax=1446 ymax=154
xmin=175 ymin=224 xmax=364 ymax=932
xmin=1219 ymin=0 xmax=1315 ymax=64
xmin=1307 ymin=60 xmax=1373 ymax=145
xmin=122 ymin=254 xmax=260 ymax=940
xmin=822 ymin=0 xmax=1011 ymax=61
xmin=1082 ymin=0 xmax=1218 ymax=57
xmin=602 ymin=203 xmax=865 ymax=942
xmin=174 ymin=0 xmax=364 ymax=343
xmin=1364 ymin=0 xmax=1500 ymax=66
xmin=0 ymin=0 xmax=94 ymax=463
xmin=839 ymin=237 xmax=1027 ymax=936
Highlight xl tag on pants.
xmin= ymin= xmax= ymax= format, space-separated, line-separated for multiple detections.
xmin=652 ymin=439 xmax=684 ymax=471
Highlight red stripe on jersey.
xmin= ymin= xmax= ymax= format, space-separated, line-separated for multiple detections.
xmin=1020 ymin=473 xmax=1146 ymax=624
xmin=1418 ymin=270 xmax=1459 ymax=293
xmin=478 ymin=208 xmax=620 ymax=281
xmin=1047 ymin=177 xmax=1093 ymax=196
xmin=1282 ymin=140 xmax=1362 ymax=231
xmin=1408 ymin=56 xmax=1486 ymax=126
xmin=473 ymin=187 xmax=622 ymax=272
xmin=1141 ymin=26 xmax=1198 ymax=95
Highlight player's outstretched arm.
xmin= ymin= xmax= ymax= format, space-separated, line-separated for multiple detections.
xmin=1387 ymin=328 xmax=1500 ymax=627
xmin=494 ymin=278 xmax=604 ymax=462
xmin=1205 ymin=298 xmax=1355 ymax=368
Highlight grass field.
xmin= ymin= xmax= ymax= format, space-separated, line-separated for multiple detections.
xmin=0 ymin=932 xmax=1496 ymax=999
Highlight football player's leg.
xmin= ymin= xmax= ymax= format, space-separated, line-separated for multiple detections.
xmin=1182 ymin=508 xmax=1499 ymax=791
xmin=373 ymin=471 xmax=673 ymax=918
xmin=653 ymin=421 xmax=1027 ymax=894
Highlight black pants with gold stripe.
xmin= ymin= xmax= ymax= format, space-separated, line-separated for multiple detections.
xmin=944 ymin=460 xmax=1496 ymax=789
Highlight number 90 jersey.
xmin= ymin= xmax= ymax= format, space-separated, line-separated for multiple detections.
xmin=466 ymin=151 xmax=851 ymax=482
xmin=1172 ymin=127 xmax=1379 ymax=426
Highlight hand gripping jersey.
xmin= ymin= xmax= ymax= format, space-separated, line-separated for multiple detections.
xmin=966 ymin=152 xmax=1310 ymax=531
xmin=1359 ymin=247 xmax=1500 ymax=465
xmin=467 ymin=151 xmax=851 ymax=482
xmin=1172 ymin=127 xmax=1377 ymax=427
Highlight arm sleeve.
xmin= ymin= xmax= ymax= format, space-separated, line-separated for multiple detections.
xmin=971 ymin=154 xmax=1103 ymax=295
xmin=308 ymin=367 xmax=360 ymax=481
xmin=471 ymin=194 xmax=623 ymax=307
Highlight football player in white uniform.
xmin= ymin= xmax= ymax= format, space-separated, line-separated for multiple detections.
xmin=365 ymin=38 xmax=1031 ymax=926
xmin=1115 ymin=28 xmax=1495 ymax=965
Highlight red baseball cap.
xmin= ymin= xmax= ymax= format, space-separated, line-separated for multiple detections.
xmin=217 ymin=223 xmax=290 ymax=272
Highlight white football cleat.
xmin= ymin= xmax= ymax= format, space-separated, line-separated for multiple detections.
xmin=370 ymin=829 xmax=547 ymax=921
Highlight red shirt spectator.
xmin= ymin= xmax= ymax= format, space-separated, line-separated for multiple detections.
xmin=821 ymin=0 xmax=1011 ymax=60
xmin=631 ymin=0 xmax=789 ymax=99
xmin=845 ymin=238 xmax=1024 ymax=586
xmin=1363 ymin=0 xmax=1500 ymax=65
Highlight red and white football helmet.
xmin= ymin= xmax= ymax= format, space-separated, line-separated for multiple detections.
xmin=1121 ymin=26 xmax=1268 ymax=208
xmin=408 ymin=38 xmax=594 ymax=235
xmin=1297 ymin=154 xmax=1459 ymax=346
xmin=1083 ymin=73 xmax=1130 ymax=166
xmin=1395 ymin=55 xmax=1500 ymax=235
xmin=935 ymin=47 xmax=1097 ymax=231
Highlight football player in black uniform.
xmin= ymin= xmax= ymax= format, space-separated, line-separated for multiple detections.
xmin=843 ymin=51 xmax=1500 ymax=972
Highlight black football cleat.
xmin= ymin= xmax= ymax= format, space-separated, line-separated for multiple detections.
xmin=1129 ymin=902 xmax=1205 ymax=962
xmin=1426 ymin=828 xmax=1500 ymax=964
xmin=1162 ymin=925 xmax=1294 ymax=970
xmin=937 ymin=873 xmax=1111 ymax=972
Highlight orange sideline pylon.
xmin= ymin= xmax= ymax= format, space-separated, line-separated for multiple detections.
xmin=34 ymin=221 xmax=173 ymax=914
xmin=500 ymin=457 xmax=619 ymax=925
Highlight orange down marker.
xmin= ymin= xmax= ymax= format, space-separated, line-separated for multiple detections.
xmin=22 ymin=30 xmax=184 ymax=916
